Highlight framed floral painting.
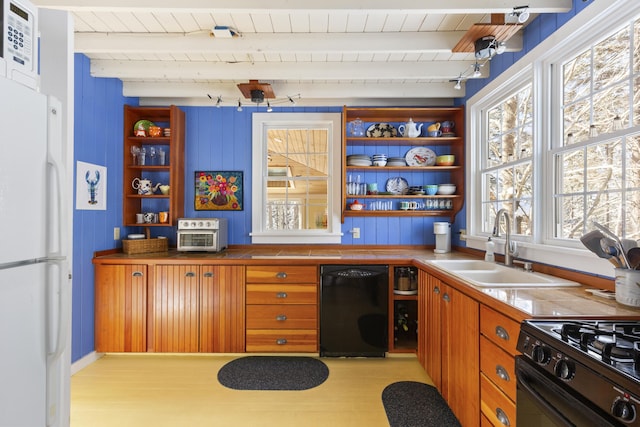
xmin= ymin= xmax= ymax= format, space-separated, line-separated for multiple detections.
xmin=195 ymin=171 xmax=244 ymax=211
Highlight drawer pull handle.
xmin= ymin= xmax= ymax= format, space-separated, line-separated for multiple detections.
xmin=276 ymin=272 xmax=288 ymax=279
xmin=185 ymin=272 xmax=196 ymax=278
xmin=496 ymin=408 xmax=510 ymax=426
xmin=496 ymin=365 xmax=510 ymax=382
xmin=495 ymin=326 xmax=510 ymax=341
xmin=442 ymin=293 xmax=450 ymax=302
xmin=433 ymin=286 xmax=440 ymax=294
xmin=276 ymin=292 xmax=288 ymax=299
xmin=132 ymin=271 xmax=143 ymax=277
xmin=276 ymin=314 xmax=287 ymax=321
xmin=276 ymin=338 xmax=288 ymax=345
xmin=203 ymin=272 xmax=214 ymax=278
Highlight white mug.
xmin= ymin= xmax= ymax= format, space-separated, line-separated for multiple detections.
xmin=136 ymin=213 xmax=144 ymax=223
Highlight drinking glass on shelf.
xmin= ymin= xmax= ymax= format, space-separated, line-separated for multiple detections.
xmin=149 ymin=147 xmax=157 ymax=166
xmin=130 ymin=145 xmax=140 ymax=165
xmin=159 ymin=148 xmax=166 ymax=165
xmin=138 ymin=147 xmax=146 ymax=165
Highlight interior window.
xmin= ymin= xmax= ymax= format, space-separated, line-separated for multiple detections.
xmin=251 ymin=113 xmax=342 ymax=244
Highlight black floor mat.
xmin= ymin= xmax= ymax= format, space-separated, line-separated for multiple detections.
xmin=382 ymin=381 xmax=461 ymax=427
xmin=217 ymin=356 xmax=329 ymax=390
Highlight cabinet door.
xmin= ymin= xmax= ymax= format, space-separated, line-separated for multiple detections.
xmin=441 ymin=283 xmax=480 ymax=427
xmin=95 ymin=264 xmax=147 ymax=352
xmin=200 ymin=265 xmax=245 ymax=352
xmin=150 ymin=265 xmax=199 ymax=352
xmin=424 ymin=273 xmax=443 ymax=389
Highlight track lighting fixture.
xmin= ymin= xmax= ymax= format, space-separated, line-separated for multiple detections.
xmin=511 ymin=6 xmax=530 ymax=24
xmin=288 ymin=95 xmax=296 ymax=105
xmin=472 ymin=62 xmax=482 ymax=78
xmin=237 ymin=100 xmax=243 ymax=112
xmin=454 ymin=78 xmax=462 ymax=90
xmin=266 ymin=101 xmax=273 ymax=112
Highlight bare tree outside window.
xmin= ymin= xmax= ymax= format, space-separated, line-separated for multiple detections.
xmin=481 ymin=85 xmax=534 ymax=236
xmin=555 ymin=18 xmax=640 ymax=240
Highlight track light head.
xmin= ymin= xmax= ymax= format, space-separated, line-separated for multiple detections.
xmin=511 ymin=6 xmax=530 ymax=24
xmin=237 ymin=100 xmax=243 ymax=112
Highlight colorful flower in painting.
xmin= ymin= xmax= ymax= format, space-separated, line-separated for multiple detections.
xmin=197 ymin=172 xmax=239 ymax=207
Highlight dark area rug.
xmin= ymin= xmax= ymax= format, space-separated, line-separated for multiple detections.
xmin=217 ymin=356 xmax=329 ymax=390
xmin=382 ymin=381 xmax=461 ymax=427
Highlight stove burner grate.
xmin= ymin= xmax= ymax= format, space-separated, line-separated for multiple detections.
xmin=557 ymin=321 xmax=640 ymax=366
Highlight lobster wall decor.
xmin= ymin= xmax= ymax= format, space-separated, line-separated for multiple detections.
xmin=86 ymin=170 xmax=100 ymax=205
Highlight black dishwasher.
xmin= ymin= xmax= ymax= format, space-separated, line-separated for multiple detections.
xmin=320 ymin=265 xmax=388 ymax=357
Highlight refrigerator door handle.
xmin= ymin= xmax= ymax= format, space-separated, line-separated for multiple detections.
xmin=47 ymin=258 xmax=70 ymax=362
xmin=46 ymin=98 xmax=67 ymax=259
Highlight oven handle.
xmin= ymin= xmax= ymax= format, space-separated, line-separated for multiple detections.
xmin=516 ymin=357 xmax=575 ymax=427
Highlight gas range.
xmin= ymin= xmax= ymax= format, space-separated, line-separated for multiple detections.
xmin=517 ymin=319 xmax=640 ymax=426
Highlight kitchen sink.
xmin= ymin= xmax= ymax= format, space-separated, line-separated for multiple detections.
xmin=427 ymin=259 xmax=581 ymax=288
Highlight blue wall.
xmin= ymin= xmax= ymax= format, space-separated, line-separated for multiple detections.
xmin=71 ymin=0 xmax=590 ymax=362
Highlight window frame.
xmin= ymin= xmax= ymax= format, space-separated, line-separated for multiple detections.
xmin=251 ymin=112 xmax=343 ymax=244
xmin=466 ymin=0 xmax=640 ymax=277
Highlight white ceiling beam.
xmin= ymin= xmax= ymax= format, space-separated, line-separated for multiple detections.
xmin=33 ymin=0 xmax=572 ymax=14
xmin=75 ymin=31 xmax=467 ymax=55
xmin=91 ymin=60 xmax=477 ymax=80
xmin=122 ymin=81 xmax=468 ymax=99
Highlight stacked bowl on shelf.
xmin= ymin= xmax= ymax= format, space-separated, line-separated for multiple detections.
xmin=347 ymin=154 xmax=372 ymax=166
xmin=372 ymin=154 xmax=388 ymax=166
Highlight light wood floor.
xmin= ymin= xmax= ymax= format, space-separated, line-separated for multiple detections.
xmin=71 ymin=353 xmax=433 ymax=427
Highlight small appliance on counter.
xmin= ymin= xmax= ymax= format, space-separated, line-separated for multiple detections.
xmin=433 ymin=221 xmax=451 ymax=253
xmin=177 ymin=217 xmax=228 ymax=252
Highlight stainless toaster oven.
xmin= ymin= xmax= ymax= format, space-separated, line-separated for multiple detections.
xmin=176 ymin=218 xmax=228 ymax=252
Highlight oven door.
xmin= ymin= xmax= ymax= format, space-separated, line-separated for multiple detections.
xmin=516 ymin=356 xmax=621 ymax=427
xmin=177 ymin=230 xmax=217 ymax=251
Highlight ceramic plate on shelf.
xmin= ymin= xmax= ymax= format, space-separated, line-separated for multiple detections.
xmin=366 ymin=123 xmax=398 ymax=138
xmin=133 ymin=119 xmax=155 ymax=133
xmin=385 ymin=177 xmax=409 ymax=195
xmin=405 ymin=147 xmax=436 ymax=166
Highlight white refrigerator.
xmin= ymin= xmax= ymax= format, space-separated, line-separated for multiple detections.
xmin=0 ymin=77 xmax=71 ymax=427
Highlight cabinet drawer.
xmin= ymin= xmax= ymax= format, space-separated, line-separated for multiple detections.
xmin=481 ymin=374 xmax=516 ymax=427
xmin=245 ymin=329 xmax=317 ymax=352
xmin=246 ymin=305 xmax=317 ymax=329
xmin=480 ymin=335 xmax=516 ymax=401
xmin=246 ymin=284 xmax=317 ymax=304
xmin=480 ymin=305 xmax=521 ymax=356
xmin=246 ymin=266 xmax=317 ymax=284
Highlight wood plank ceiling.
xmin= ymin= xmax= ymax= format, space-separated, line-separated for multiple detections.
xmin=33 ymin=0 xmax=572 ymax=106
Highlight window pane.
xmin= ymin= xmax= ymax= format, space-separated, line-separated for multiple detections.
xmin=586 ymin=140 xmax=622 ymax=192
xmin=555 ymin=194 xmax=585 ymax=239
xmin=558 ymin=150 xmax=585 ymax=194
xmin=563 ymin=99 xmax=590 ymax=144
xmin=483 ymin=172 xmax=497 ymax=201
xmin=515 ymin=162 xmax=533 ymax=199
xmin=563 ymin=50 xmax=591 ymax=105
xmin=635 ymin=18 xmax=640 ymax=73
xmin=498 ymin=167 xmax=515 ymax=200
xmin=514 ymin=197 xmax=532 ymax=236
xmin=593 ymin=83 xmax=629 ymax=133
xmin=593 ymin=26 xmax=629 ymax=91
xmin=627 ymin=135 xmax=640 ymax=189
xmin=588 ymin=192 xmax=623 ymax=235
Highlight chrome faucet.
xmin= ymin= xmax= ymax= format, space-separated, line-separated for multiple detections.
xmin=492 ymin=209 xmax=515 ymax=267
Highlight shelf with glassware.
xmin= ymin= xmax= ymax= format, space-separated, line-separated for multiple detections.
xmin=341 ymin=106 xmax=465 ymax=222
xmin=123 ymin=105 xmax=185 ymax=231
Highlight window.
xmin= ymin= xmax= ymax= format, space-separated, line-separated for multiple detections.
xmin=553 ymin=19 xmax=640 ymax=240
xmin=467 ymin=0 xmax=640 ymax=276
xmin=481 ymin=84 xmax=534 ymax=237
xmin=251 ymin=113 xmax=342 ymax=244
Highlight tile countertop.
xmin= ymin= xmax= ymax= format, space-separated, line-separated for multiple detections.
xmin=93 ymin=247 xmax=640 ymax=319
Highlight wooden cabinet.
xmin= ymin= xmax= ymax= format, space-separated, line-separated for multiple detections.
xmin=342 ymin=106 xmax=464 ymax=221
xmin=123 ymin=105 xmax=184 ymax=229
xmin=418 ymin=269 xmax=480 ymax=427
xmin=95 ymin=264 xmax=147 ymax=352
xmin=479 ymin=305 xmax=522 ymax=427
xmin=148 ymin=264 xmax=245 ymax=353
xmin=245 ymin=265 xmax=318 ymax=352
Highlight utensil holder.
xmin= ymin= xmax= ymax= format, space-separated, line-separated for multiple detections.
xmin=614 ymin=269 xmax=640 ymax=307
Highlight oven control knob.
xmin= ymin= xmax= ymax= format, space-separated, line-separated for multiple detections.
xmin=531 ymin=345 xmax=551 ymax=365
xmin=553 ymin=359 xmax=575 ymax=380
xmin=612 ymin=397 xmax=636 ymax=422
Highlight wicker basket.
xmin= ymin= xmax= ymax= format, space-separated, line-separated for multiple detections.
xmin=122 ymin=238 xmax=168 ymax=255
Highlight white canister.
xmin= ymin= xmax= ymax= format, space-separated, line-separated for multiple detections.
xmin=614 ymin=269 xmax=640 ymax=307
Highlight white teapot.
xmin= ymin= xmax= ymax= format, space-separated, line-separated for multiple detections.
xmin=398 ymin=118 xmax=423 ymax=138
xmin=132 ymin=178 xmax=160 ymax=195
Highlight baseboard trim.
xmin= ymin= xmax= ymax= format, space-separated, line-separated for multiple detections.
xmin=71 ymin=351 xmax=104 ymax=375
